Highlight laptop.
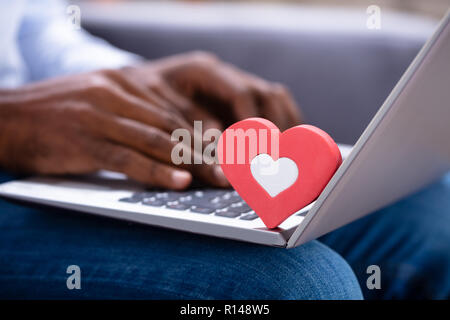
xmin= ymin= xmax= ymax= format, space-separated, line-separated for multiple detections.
xmin=0 ymin=11 xmax=449 ymax=248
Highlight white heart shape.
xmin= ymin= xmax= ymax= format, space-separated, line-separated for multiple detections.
xmin=250 ymin=154 xmax=299 ymax=197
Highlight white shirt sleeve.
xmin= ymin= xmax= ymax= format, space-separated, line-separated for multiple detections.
xmin=18 ymin=0 xmax=142 ymax=82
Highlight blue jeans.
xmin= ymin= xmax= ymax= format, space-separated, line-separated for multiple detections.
xmin=0 ymin=172 xmax=449 ymax=299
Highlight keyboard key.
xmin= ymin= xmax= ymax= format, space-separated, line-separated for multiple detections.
xmin=155 ymin=193 xmax=180 ymax=201
xmin=179 ymin=195 xmax=193 ymax=202
xmin=169 ymin=191 xmax=192 ymax=198
xmin=119 ymin=197 xmax=142 ymax=203
xmin=226 ymin=206 xmax=253 ymax=214
xmin=190 ymin=207 xmax=215 ymax=214
xmin=222 ymin=192 xmax=233 ymax=200
xmin=215 ymin=210 xmax=241 ymax=218
xmin=166 ymin=203 xmax=190 ymax=210
xmin=183 ymin=199 xmax=229 ymax=209
xmin=206 ymin=202 xmax=231 ymax=209
xmin=194 ymin=191 xmax=204 ymax=198
xmin=131 ymin=192 xmax=157 ymax=200
xmin=142 ymin=199 xmax=166 ymax=207
xmin=202 ymin=190 xmax=228 ymax=199
xmin=178 ymin=197 xmax=202 ymax=205
xmin=239 ymin=213 xmax=259 ymax=220
xmin=210 ymin=197 xmax=237 ymax=207
xmin=120 ymin=190 xmax=244 ymax=214
xmin=230 ymin=202 xmax=251 ymax=211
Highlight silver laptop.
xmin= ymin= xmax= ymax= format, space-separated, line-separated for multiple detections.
xmin=1 ymin=11 xmax=449 ymax=248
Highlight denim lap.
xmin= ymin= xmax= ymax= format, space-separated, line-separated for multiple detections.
xmin=1 ymin=171 xmax=449 ymax=299
xmin=320 ymin=172 xmax=450 ymax=299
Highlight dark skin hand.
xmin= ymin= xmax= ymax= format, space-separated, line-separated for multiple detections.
xmin=0 ymin=51 xmax=303 ymax=190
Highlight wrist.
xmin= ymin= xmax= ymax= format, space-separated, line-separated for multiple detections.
xmin=0 ymin=90 xmax=23 ymax=169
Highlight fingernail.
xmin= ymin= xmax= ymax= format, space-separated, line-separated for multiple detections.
xmin=171 ymin=170 xmax=192 ymax=189
xmin=214 ymin=166 xmax=230 ymax=187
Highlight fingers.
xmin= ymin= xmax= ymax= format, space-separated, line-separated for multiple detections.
xmin=104 ymin=69 xmax=187 ymax=120
xmin=162 ymin=59 xmax=261 ymax=121
xmin=272 ymin=83 xmax=304 ymax=127
xmin=154 ymin=82 xmax=224 ymax=131
xmin=89 ymin=112 xmax=176 ymax=164
xmin=239 ymin=71 xmax=304 ymax=130
xmin=110 ymin=60 xmax=302 ymax=131
xmin=254 ymin=85 xmax=302 ymax=131
xmin=187 ymin=162 xmax=229 ymax=188
xmin=109 ymin=67 xmax=224 ymax=131
xmin=82 ymin=72 xmax=229 ymax=188
xmin=83 ymin=108 xmax=229 ymax=188
xmin=259 ymin=93 xmax=288 ymax=130
xmin=91 ymin=140 xmax=192 ymax=190
xmin=160 ymin=55 xmax=304 ymax=128
xmin=245 ymin=78 xmax=288 ymax=130
xmin=88 ymin=80 xmax=195 ymax=135
xmin=87 ymin=74 xmax=214 ymax=155
xmin=82 ymin=63 xmax=302 ymax=189
xmin=230 ymin=89 xmax=260 ymax=120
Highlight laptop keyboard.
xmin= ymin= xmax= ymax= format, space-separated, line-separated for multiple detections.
xmin=119 ymin=189 xmax=260 ymax=220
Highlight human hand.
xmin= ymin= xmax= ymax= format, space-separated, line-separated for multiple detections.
xmin=123 ymin=51 xmax=304 ymax=131
xmin=0 ymin=70 xmax=229 ymax=189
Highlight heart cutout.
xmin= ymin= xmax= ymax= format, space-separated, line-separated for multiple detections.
xmin=250 ymin=154 xmax=298 ymax=197
xmin=217 ymin=118 xmax=341 ymax=229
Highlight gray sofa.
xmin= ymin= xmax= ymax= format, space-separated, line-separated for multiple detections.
xmin=79 ymin=2 xmax=438 ymax=144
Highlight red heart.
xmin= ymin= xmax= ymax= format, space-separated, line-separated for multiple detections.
xmin=217 ymin=118 xmax=341 ymax=229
